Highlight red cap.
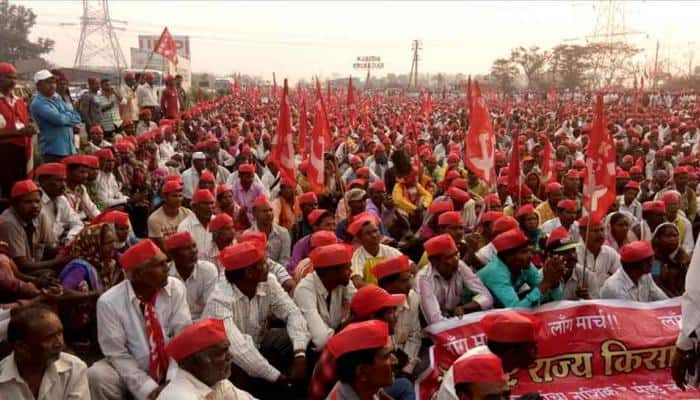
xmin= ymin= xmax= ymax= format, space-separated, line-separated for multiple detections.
xmin=674 ymin=166 xmax=689 ymax=175
xmin=577 ymin=214 xmax=602 ymax=228
xmin=444 ymin=170 xmax=460 ymax=182
xmin=492 ymin=228 xmax=528 ymax=253
xmin=350 ymin=155 xmax=362 ymax=164
xmin=447 ymin=153 xmax=460 ymax=164
xmin=310 ymin=231 xmax=338 ymax=248
xmin=447 ymin=187 xmax=471 ymax=204
xmin=629 ymin=166 xmax=642 ymax=174
xmin=480 ymin=310 xmax=541 ymax=342
xmin=199 ymin=171 xmax=215 ymax=183
xmin=252 ymin=194 xmax=271 ymax=208
xmin=481 ymin=211 xmax=504 ymax=224
xmin=642 ymin=200 xmax=666 ymax=214
xmin=191 ymin=189 xmax=215 ymax=203
xmin=347 ymin=212 xmax=378 ymax=236
xmin=661 ymin=191 xmax=681 ymax=204
xmin=424 ymin=233 xmax=458 ymax=257
xmin=161 ymin=180 xmax=182 ymax=194
xmin=209 ymin=213 xmax=233 ymax=232
xmin=556 ymin=199 xmax=577 ymax=211
xmin=454 ymin=353 xmax=507 ymax=384
xmin=452 ymin=178 xmax=468 ymax=191
xmin=307 ymin=209 xmax=330 ymax=226
xmin=0 ymin=63 xmax=17 ymax=75
xmin=620 ymin=241 xmax=654 ymax=263
xmin=483 ymin=193 xmax=501 ymax=206
xmin=515 ymin=204 xmax=536 ymax=218
xmin=326 ymin=320 xmax=389 ymax=359
xmin=219 ymin=242 xmax=265 ymax=270
xmin=624 ymin=181 xmax=640 ymax=190
xmin=438 ymin=211 xmax=463 ymax=226
xmin=356 ymin=167 xmax=370 ymax=178
xmin=83 ymin=155 xmax=100 ymax=169
xmin=94 ymin=210 xmax=130 ymax=227
xmin=62 ymin=154 xmax=90 ymax=167
xmin=10 ymin=179 xmax=39 ymax=198
xmin=429 ymin=199 xmax=455 ymax=215
xmin=565 ymin=169 xmax=580 ymax=178
xmin=351 ymin=285 xmax=406 ymax=319
xmin=122 ymin=119 xmax=134 ymax=127
xmin=369 ymin=181 xmax=386 ymax=192
xmin=237 ymin=231 xmax=267 ymax=247
xmin=119 ymin=239 xmax=163 ymax=271
xmin=215 ymin=184 xmax=232 ymax=196
xmin=299 ymin=192 xmax=318 ymax=206
xmin=89 ymin=125 xmax=104 ymax=135
xmin=165 ymin=231 xmax=195 ymax=251
xmin=35 ymin=162 xmax=67 ymax=178
xmin=94 ymin=148 xmax=115 ymax=160
xmin=372 ymin=255 xmax=410 ymax=281
xmin=115 ymin=140 xmax=134 ymax=153
xmin=165 ymin=319 xmax=227 ymax=361
xmin=310 ymin=243 xmax=353 ymax=268
xmin=492 ymin=216 xmax=519 ymax=234
xmin=546 ymin=226 xmax=571 ymax=248
xmin=545 ymin=182 xmax=562 ymax=193
xmin=238 ymin=163 xmax=255 ymax=174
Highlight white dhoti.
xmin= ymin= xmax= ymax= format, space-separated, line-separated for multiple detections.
xmin=88 ymin=359 xmax=131 ymax=400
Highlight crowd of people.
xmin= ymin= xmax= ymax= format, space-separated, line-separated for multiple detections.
xmin=0 ymin=60 xmax=699 ymax=400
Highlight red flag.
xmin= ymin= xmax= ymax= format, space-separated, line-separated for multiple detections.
xmin=583 ymin=94 xmax=616 ymax=221
xmin=508 ymin=131 xmax=521 ymax=193
xmin=269 ymin=79 xmax=296 ymax=186
xmin=464 ymin=81 xmax=496 ymax=187
xmin=540 ymin=134 xmax=555 ymax=183
xmin=308 ymin=83 xmax=330 ymax=193
xmin=153 ymin=27 xmax=178 ymax=65
xmin=298 ymin=98 xmax=309 ymax=158
xmin=347 ymin=76 xmax=358 ymax=126
xmin=316 ymin=79 xmax=332 ymax=145
xmin=466 ymin=75 xmax=473 ymax=119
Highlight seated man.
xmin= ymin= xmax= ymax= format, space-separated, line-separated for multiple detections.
xmin=288 ymin=208 xmax=336 ymax=275
xmin=164 ymin=231 xmax=218 ymax=321
xmin=0 ymin=305 xmax=89 ymax=399
xmin=158 ymin=318 xmax=254 ymax=400
xmin=148 ymin=180 xmax=194 ymax=250
xmin=201 ymin=241 xmax=309 ymax=393
xmin=415 ymin=234 xmax=493 ymax=325
xmin=325 ymin=320 xmax=397 ymax=399
xmin=0 ymin=180 xmax=66 ymax=275
xmin=62 ymin=155 xmax=101 ymax=221
xmin=177 ymin=189 xmax=215 ymax=259
xmin=349 ymin=213 xmax=402 ymax=287
xmin=202 ymin=213 xmax=235 ymax=270
xmin=88 ymin=239 xmax=192 ymax=400
xmin=436 ymin=310 xmax=540 ymax=400
xmin=576 ymin=215 xmax=621 ymax=288
xmin=545 ymin=227 xmax=598 ymax=300
xmin=94 ymin=148 xmax=130 ymax=209
xmin=600 ymin=241 xmax=668 ymax=302
xmin=294 ymin=243 xmax=356 ymax=350
xmin=246 ymin=195 xmax=291 ymax=268
xmin=477 ymin=229 xmax=563 ymax=308
xmin=236 ymin=231 xmax=295 ymax=293
xmin=452 ymin=354 xmax=510 ymax=400
xmin=474 ymin=216 xmax=519 ymax=268
xmin=540 ymin=199 xmax=580 ymax=241
xmin=35 ymin=162 xmax=83 ymax=245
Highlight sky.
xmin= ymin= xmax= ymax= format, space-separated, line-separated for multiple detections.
xmin=14 ymin=0 xmax=700 ymax=82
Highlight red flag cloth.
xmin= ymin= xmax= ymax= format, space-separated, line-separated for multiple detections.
xmin=464 ymin=81 xmax=496 ymax=187
xmin=316 ymin=79 xmax=332 ymax=145
xmin=466 ymin=76 xmax=473 ymax=115
xmin=308 ymin=96 xmax=329 ymax=194
xmin=298 ymin=98 xmax=309 ymax=158
xmin=347 ymin=77 xmax=358 ymax=127
xmin=153 ymin=27 xmax=178 ymax=65
xmin=540 ymin=134 xmax=556 ymax=183
xmin=508 ymin=132 xmax=521 ymax=192
xmin=269 ymin=79 xmax=296 ymax=187
xmin=583 ymin=94 xmax=616 ymax=221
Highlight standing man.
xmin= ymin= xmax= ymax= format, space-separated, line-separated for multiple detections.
xmin=0 ymin=306 xmax=90 ymax=399
xmin=120 ymin=72 xmax=139 ymax=122
xmin=160 ymin=75 xmax=180 ymax=120
xmin=78 ymin=77 xmax=103 ymax=131
xmin=175 ymin=74 xmax=188 ymax=112
xmin=88 ymin=239 xmax=192 ymax=400
xmin=0 ymin=62 xmax=35 ymax=198
xmin=29 ymin=70 xmax=81 ymax=163
xmin=136 ymin=72 xmax=160 ymax=121
xmin=97 ymin=78 xmax=122 ymax=140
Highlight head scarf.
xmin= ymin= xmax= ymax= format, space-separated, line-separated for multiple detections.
xmin=603 ymin=211 xmax=636 ymax=252
xmin=67 ymin=223 xmax=120 ymax=290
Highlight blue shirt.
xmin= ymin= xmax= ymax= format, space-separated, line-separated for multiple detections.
xmin=477 ymin=256 xmax=562 ymax=308
xmin=30 ymin=93 xmax=81 ymax=156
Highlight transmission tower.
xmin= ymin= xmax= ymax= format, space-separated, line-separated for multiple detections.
xmin=407 ymin=40 xmax=421 ymax=89
xmin=73 ymin=0 xmax=128 ymax=71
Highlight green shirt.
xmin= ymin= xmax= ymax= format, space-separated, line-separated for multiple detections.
xmin=96 ymin=93 xmax=122 ymax=132
xmin=476 ymin=255 xmax=562 ymax=308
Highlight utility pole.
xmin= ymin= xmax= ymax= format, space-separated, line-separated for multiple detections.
xmin=652 ymin=40 xmax=660 ymax=89
xmin=74 ymin=0 xmax=128 ymax=71
xmin=408 ymin=39 xmax=421 ymax=90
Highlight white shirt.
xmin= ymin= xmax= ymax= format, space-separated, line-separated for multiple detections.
xmin=678 ymin=235 xmax=700 ymax=353
xmin=351 ymin=244 xmax=402 ymax=281
xmin=475 ymin=242 xmax=496 ymax=266
xmin=0 ymin=352 xmax=89 ymax=400
xmin=202 ymin=275 xmax=310 ymax=382
xmin=177 ymin=214 xmax=213 ymax=259
xmin=600 ymin=268 xmax=668 ymax=302
xmin=575 ymin=243 xmax=622 ymax=290
xmin=63 ymin=184 xmax=100 ymax=221
xmin=180 ymin=167 xmax=201 ymax=200
xmin=136 ymin=83 xmax=159 ymax=108
xmin=158 ymin=141 xmax=176 ymax=167
xmin=39 ymin=190 xmax=83 ymax=245
xmin=393 ymin=289 xmax=422 ymax=374
xmin=561 ymin=265 xmax=600 ymax=300
xmin=293 ymin=272 xmax=356 ymax=350
xmin=156 ymin=368 xmax=254 ymax=400
xmin=96 ymin=278 xmax=192 ymax=400
xmin=617 ymin=196 xmax=642 ymax=222
xmin=168 ymin=260 xmax=219 ymax=321
xmin=540 ymin=218 xmax=581 ymax=242
xmin=246 ymin=223 xmax=291 ymax=267
xmin=119 ymin=83 xmax=139 ymax=122
xmin=95 ymin=170 xmax=129 ymax=208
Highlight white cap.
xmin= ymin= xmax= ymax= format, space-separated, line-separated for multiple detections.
xmin=33 ymin=69 xmax=53 ymax=84
xmin=192 ymin=152 xmax=206 ymax=160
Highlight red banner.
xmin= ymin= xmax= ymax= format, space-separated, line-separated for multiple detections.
xmin=417 ymin=299 xmax=696 ymax=399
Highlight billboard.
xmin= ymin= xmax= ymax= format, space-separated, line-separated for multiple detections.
xmin=138 ymin=35 xmax=191 ymax=59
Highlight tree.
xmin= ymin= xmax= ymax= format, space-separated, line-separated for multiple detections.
xmin=0 ymin=0 xmax=54 ymax=63
xmin=489 ymin=58 xmax=518 ymax=92
xmin=586 ymin=41 xmax=641 ymax=88
xmin=549 ymin=44 xmax=592 ymax=89
xmin=510 ymin=46 xmax=549 ymax=88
